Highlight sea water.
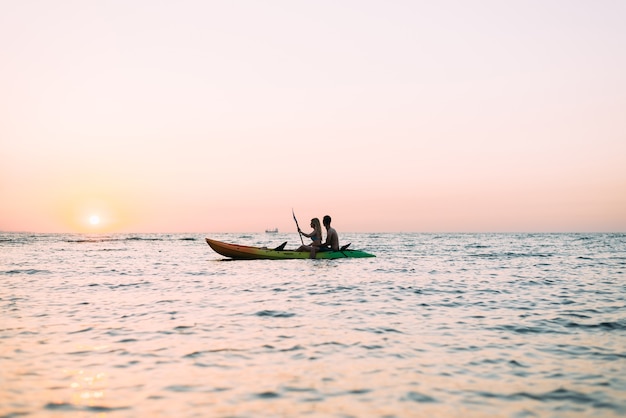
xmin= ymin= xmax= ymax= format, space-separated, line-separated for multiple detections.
xmin=1 ymin=232 xmax=625 ymax=417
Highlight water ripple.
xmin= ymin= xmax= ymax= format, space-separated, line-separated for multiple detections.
xmin=2 ymin=232 xmax=625 ymax=417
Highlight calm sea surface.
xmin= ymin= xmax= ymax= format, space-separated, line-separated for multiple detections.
xmin=1 ymin=232 xmax=625 ymax=417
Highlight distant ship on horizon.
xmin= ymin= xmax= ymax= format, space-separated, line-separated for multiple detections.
xmin=265 ymin=228 xmax=278 ymax=233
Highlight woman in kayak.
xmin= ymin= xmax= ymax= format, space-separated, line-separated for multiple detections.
xmin=296 ymin=218 xmax=323 ymax=258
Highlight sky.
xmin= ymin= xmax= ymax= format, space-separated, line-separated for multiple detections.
xmin=1 ymin=0 xmax=625 ymax=233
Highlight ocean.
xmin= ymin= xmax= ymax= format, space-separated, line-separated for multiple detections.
xmin=1 ymin=232 xmax=625 ymax=417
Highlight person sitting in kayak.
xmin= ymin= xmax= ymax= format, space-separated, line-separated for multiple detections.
xmin=320 ymin=215 xmax=340 ymax=252
xmin=296 ymin=218 xmax=323 ymax=258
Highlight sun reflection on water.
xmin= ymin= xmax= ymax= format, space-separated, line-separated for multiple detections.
xmin=66 ymin=369 xmax=108 ymax=408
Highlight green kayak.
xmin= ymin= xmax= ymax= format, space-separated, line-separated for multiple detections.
xmin=205 ymin=238 xmax=375 ymax=260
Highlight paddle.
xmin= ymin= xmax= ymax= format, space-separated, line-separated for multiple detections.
xmin=292 ymin=209 xmax=304 ymax=245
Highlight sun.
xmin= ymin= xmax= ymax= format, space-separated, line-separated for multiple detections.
xmin=89 ymin=215 xmax=101 ymax=226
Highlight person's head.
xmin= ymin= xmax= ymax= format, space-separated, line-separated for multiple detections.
xmin=311 ymin=218 xmax=321 ymax=230
xmin=323 ymin=215 xmax=331 ymax=227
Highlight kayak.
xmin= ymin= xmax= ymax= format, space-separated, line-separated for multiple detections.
xmin=205 ymin=238 xmax=375 ymax=260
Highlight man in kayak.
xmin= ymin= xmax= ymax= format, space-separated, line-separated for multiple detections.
xmin=321 ymin=215 xmax=339 ymax=252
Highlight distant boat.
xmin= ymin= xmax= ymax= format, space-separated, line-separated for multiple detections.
xmin=265 ymin=228 xmax=278 ymax=233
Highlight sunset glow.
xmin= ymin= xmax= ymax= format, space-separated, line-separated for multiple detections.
xmin=1 ymin=1 xmax=625 ymax=233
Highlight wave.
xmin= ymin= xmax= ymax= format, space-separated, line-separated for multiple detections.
xmin=63 ymin=236 xmax=198 ymax=243
xmin=64 ymin=236 xmax=179 ymax=243
xmin=45 ymin=402 xmax=130 ymax=412
xmin=470 ymin=252 xmax=554 ymax=259
xmin=2 ymin=269 xmax=51 ymax=275
xmin=475 ymin=388 xmax=624 ymax=412
xmin=64 ymin=237 xmax=164 ymax=243
xmin=551 ymin=318 xmax=626 ymax=331
xmin=255 ymin=310 xmax=296 ymax=318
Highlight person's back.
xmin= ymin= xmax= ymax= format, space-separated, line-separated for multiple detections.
xmin=323 ymin=215 xmax=339 ymax=251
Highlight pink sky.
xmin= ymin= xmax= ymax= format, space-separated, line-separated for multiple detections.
xmin=1 ymin=1 xmax=625 ymax=233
